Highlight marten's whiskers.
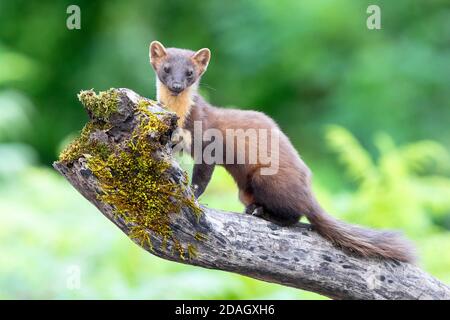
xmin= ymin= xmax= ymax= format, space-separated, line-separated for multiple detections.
xmin=200 ymin=83 xmax=217 ymax=92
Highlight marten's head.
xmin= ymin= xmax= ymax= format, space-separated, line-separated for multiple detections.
xmin=149 ymin=41 xmax=210 ymax=96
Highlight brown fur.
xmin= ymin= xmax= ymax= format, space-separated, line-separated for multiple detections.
xmin=149 ymin=41 xmax=416 ymax=263
xmin=239 ymin=189 xmax=255 ymax=206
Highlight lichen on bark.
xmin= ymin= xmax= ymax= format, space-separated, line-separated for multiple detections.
xmin=58 ymin=121 xmax=112 ymax=163
xmin=78 ymin=88 xmax=119 ymax=122
xmin=57 ymin=89 xmax=201 ymax=257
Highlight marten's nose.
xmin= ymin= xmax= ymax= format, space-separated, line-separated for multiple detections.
xmin=170 ymin=82 xmax=183 ymax=93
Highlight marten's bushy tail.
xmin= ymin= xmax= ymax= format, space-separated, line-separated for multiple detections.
xmin=305 ymin=199 xmax=416 ymax=263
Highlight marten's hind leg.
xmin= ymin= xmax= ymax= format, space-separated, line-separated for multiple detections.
xmin=238 ymin=189 xmax=254 ymax=206
xmin=239 ymin=188 xmax=298 ymax=224
xmin=249 ymin=173 xmax=303 ymax=226
xmin=239 ymin=189 xmax=265 ymax=217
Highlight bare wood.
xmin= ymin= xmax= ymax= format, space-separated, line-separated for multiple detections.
xmin=54 ymin=88 xmax=450 ymax=300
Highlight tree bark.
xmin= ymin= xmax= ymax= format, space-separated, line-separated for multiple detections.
xmin=54 ymin=88 xmax=450 ymax=300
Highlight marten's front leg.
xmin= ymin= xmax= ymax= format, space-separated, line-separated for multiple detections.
xmin=191 ymin=163 xmax=215 ymax=198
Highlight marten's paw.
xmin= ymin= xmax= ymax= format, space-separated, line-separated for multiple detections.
xmin=252 ymin=207 xmax=265 ymax=217
xmin=244 ymin=204 xmax=257 ymax=215
xmin=244 ymin=204 xmax=265 ymax=217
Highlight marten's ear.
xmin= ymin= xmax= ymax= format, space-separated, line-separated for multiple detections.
xmin=149 ymin=41 xmax=167 ymax=67
xmin=192 ymin=48 xmax=211 ymax=73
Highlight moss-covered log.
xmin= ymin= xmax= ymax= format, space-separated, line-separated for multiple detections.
xmin=54 ymin=88 xmax=450 ymax=300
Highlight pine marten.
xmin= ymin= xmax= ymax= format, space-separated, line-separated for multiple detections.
xmin=149 ymin=40 xmax=415 ymax=263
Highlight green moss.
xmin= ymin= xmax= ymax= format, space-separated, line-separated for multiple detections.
xmin=78 ymin=88 xmax=119 ymax=121
xmin=173 ymin=239 xmax=186 ymax=260
xmin=187 ymin=243 xmax=198 ymax=260
xmin=59 ymin=88 xmax=119 ymax=162
xmin=59 ymin=122 xmax=112 ymax=163
xmin=194 ymin=232 xmax=208 ymax=242
xmin=59 ymin=93 xmax=202 ymax=257
xmin=135 ymin=99 xmax=172 ymax=135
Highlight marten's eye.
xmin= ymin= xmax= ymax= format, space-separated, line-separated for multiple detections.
xmin=186 ymin=69 xmax=193 ymax=77
xmin=163 ymin=66 xmax=171 ymax=73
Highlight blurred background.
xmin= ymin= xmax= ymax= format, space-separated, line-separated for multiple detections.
xmin=0 ymin=0 xmax=449 ymax=299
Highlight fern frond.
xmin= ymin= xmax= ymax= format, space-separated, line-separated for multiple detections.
xmin=325 ymin=125 xmax=376 ymax=184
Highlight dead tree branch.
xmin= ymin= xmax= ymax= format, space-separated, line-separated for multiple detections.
xmin=54 ymin=88 xmax=450 ymax=300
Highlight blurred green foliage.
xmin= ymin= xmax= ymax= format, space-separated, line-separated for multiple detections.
xmin=0 ymin=0 xmax=449 ymax=299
